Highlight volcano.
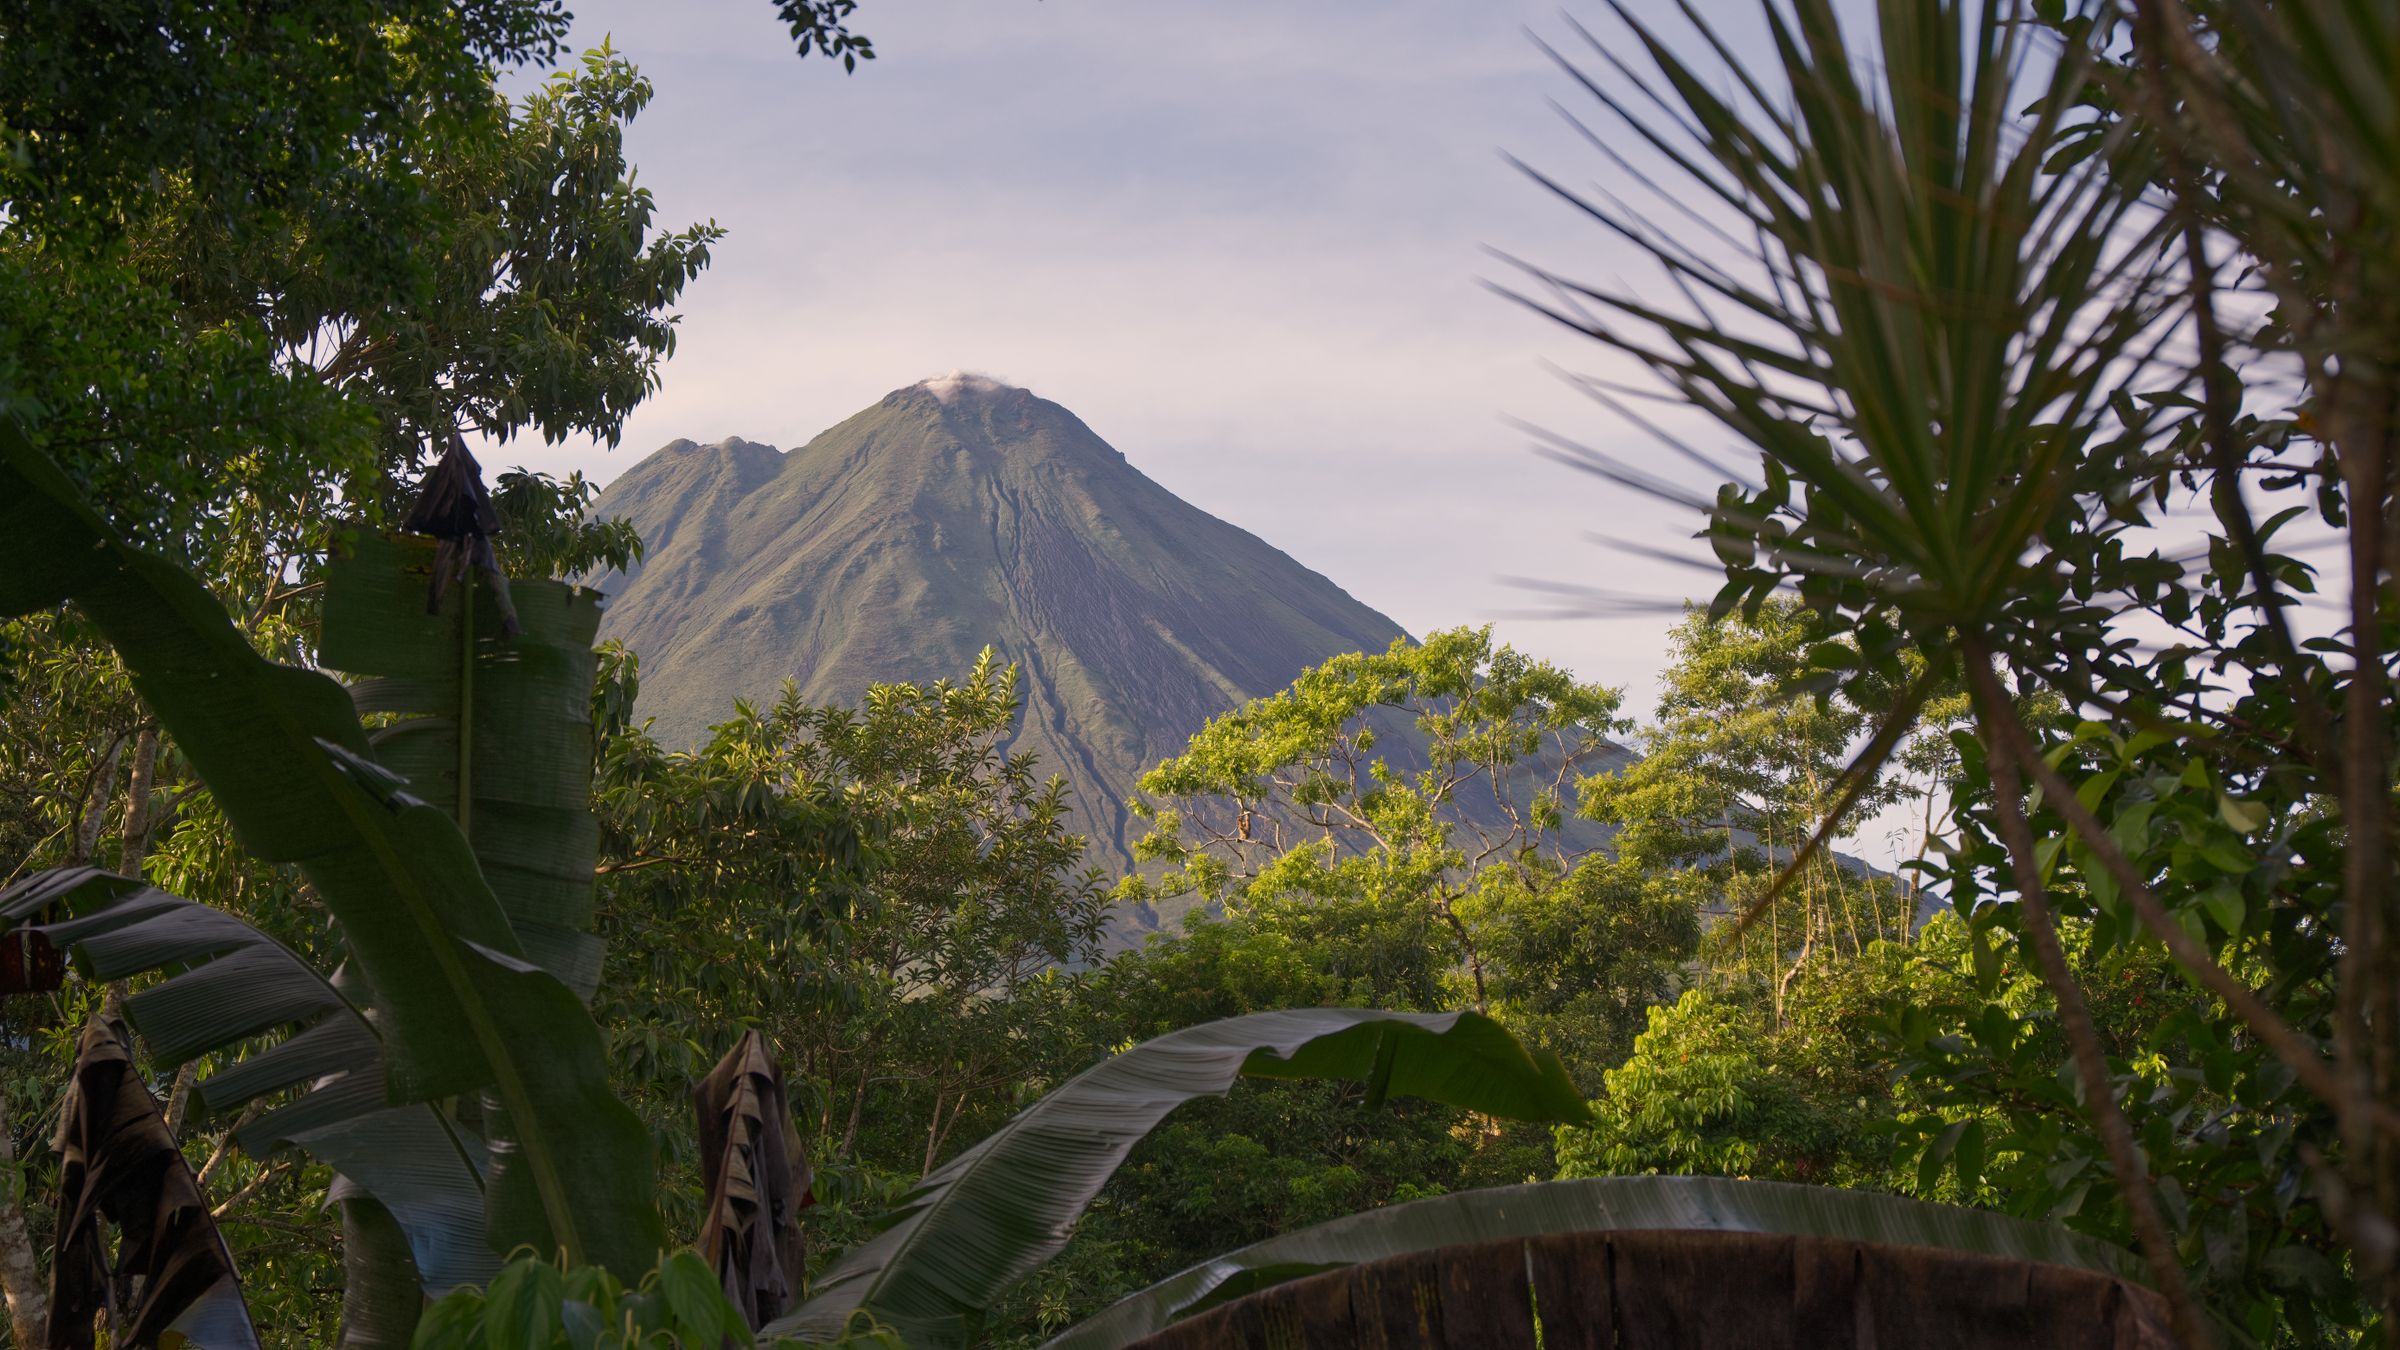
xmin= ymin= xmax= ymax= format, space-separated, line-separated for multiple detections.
xmin=587 ymin=376 xmax=1411 ymax=900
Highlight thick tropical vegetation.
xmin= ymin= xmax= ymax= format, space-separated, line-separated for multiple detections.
xmin=1 ymin=0 xmax=2394 ymax=1347
xmin=1498 ymin=0 xmax=2400 ymax=1342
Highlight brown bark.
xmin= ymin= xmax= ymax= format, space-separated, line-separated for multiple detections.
xmin=0 ymin=1102 xmax=46 ymax=1348
xmin=65 ymin=732 xmax=126 ymax=867
xmin=163 ymin=1060 xmax=201 ymax=1140
xmin=1434 ymin=892 xmax=1488 ymax=1014
xmin=115 ymin=723 xmax=160 ymax=878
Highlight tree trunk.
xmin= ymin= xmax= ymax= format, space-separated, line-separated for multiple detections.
xmin=116 ymin=723 xmax=160 ymax=877
xmin=164 ymin=1061 xmax=202 ymax=1140
xmin=840 ymin=1071 xmax=870 ymax=1163
xmin=923 ymin=1092 xmax=948 ymax=1177
xmin=66 ymin=732 xmax=126 ymax=866
xmin=0 ymin=1103 xmax=47 ymax=1348
xmin=1435 ymin=892 xmax=1489 ymax=1013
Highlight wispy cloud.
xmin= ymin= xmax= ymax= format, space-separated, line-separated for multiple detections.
xmin=486 ymin=0 xmax=1782 ymax=741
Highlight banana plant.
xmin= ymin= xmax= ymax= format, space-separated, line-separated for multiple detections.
xmin=320 ymin=526 xmax=607 ymax=999
xmin=0 ymin=420 xmax=663 ymax=1292
xmin=764 ymin=1007 xmax=1590 ymax=1347
xmin=694 ymin=1031 xmax=811 ymax=1330
xmin=1043 ymin=1174 xmax=2158 ymax=1348
xmin=0 ymin=869 xmax=495 ymax=1308
xmin=49 ymin=1012 xmax=261 ymax=1350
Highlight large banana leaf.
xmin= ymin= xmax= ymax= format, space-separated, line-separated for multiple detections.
xmin=321 ymin=531 xmax=606 ymax=998
xmin=0 ymin=867 xmax=495 ymax=1301
xmin=1044 ymin=1175 xmax=2155 ymax=1349
xmin=0 ymin=420 xmax=663 ymax=1276
xmin=764 ymin=1009 xmax=1589 ymax=1346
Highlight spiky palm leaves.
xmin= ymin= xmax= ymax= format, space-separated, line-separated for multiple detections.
xmin=1509 ymin=0 xmax=2399 ymax=1339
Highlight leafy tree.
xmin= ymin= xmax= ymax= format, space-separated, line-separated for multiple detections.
xmin=592 ymin=649 xmax=1110 ymax=1254
xmin=1453 ymin=854 xmax=1697 ymax=1094
xmin=987 ymin=895 xmax=1508 ymax=1342
xmin=0 ymin=19 xmax=712 ymax=1337
xmin=993 ymin=631 xmax=1693 ymax=1342
xmin=1129 ymin=626 xmax=1639 ymax=1013
xmin=1581 ymin=600 xmax=1916 ymax=1013
xmin=0 ymin=2 xmax=995 ymax=1341
xmin=764 ymin=1007 xmax=1589 ymax=1347
xmin=1516 ymin=0 xmax=2400 ymax=1338
xmin=1554 ymin=916 xmax=2010 ymax=1194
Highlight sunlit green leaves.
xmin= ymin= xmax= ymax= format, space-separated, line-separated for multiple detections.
xmin=768 ymin=1009 xmax=1589 ymax=1346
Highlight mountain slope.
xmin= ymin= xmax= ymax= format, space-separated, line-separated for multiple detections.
xmin=589 ymin=376 xmax=1411 ymax=890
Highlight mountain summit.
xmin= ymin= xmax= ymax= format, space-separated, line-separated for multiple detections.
xmin=589 ymin=377 xmax=1410 ymax=882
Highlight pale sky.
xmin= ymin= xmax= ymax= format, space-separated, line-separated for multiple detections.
xmin=485 ymin=0 xmax=1933 ymax=864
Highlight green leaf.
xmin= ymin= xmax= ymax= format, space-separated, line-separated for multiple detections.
xmin=1955 ymin=1119 xmax=1987 ymax=1195
xmin=322 ymin=533 xmax=607 ymax=997
xmin=2215 ymin=795 xmax=2269 ymax=834
xmin=765 ymin=1009 xmax=1589 ymax=1346
xmin=1918 ymin=1118 xmax=1969 ymax=1194
xmin=1041 ymin=1176 xmax=2153 ymax=1349
xmin=0 ymin=867 xmax=494 ymax=1308
xmin=0 ymin=420 xmax=663 ymax=1276
xmin=2201 ymin=882 xmax=2247 ymax=938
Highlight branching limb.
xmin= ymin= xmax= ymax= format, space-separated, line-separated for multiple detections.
xmin=1969 ymin=644 xmax=2214 ymax=1348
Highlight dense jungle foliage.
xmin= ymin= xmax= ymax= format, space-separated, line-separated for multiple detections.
xmin=0 ymin=0 xmax=2395 ymax=1346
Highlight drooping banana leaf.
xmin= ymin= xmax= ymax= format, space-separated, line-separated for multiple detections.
xmin=0 ymin=419 xmax=663 ymax=1277
xmin=335 ymin=1191 xmax=439 ymax=1350
xmin=1043 ymin=1175 xmax=2157 ymax=1349
xmin=764 ymin=1008 xmax=1590 ymax=1346
xmin=48 ymin=1011 xmax=261 ymax=1350
xmin=694 ymin=1030 xmax=811 ymax=1329
xmin=321 ymin=530 xmax=605 ymax=998
xmin=0 ymin=867 xmax=495 ymax=1303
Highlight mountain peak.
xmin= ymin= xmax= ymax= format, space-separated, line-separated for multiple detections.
xmin=911 ymin=370 xmax=1021 ymax=404
xmin=591 ymin=382 xmax=1412 ymax=938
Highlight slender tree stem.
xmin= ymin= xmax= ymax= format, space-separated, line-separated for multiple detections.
xmin=0 ymin=1101 xmax=47 ymax=1348
xmin=1966 ymin=646 xmax=2212 ymax=1348
xmin=195 ymin=1101 xmax=267 ymax=1191
xmin=67 ymin=730 xmax=127 ymax=867
xmin=2330 ymin=364 xmax=2398 ymax=1314
xmin=163 ymin=1060 xmax=202 ymax=1140
xmin=116 ymin=723 xmax=161 ymax=878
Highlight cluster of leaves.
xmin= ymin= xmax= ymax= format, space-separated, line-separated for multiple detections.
xmin=590 ymin=646 xmax=1111 ymax=1255
xmin=1129 ymin=626 xmax=1644 ymax=1013
xmin=984 ymin=627 xmax=1717 ymax=1341
xmin=412 ymin=1250 xmax=903 ymax=1349
xmin=1511 ymin=0 xmax=2400 ymax=1340
xmin=1887 ymin=718 xmax=2353 ymax=1341
xmin=1583 ymin=601 xmax=1921 ymax=1012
